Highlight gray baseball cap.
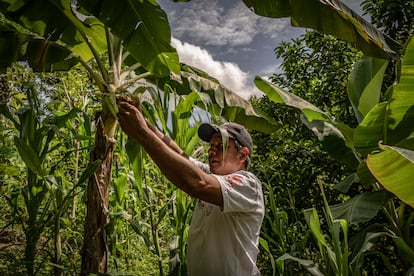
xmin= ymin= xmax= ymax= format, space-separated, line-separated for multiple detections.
xmin=198 ymin=122 xmax=253 ymax=156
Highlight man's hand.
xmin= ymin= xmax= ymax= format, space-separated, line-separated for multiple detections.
xmin=117 ymin=95 xmax=140 ymax=109
xmin=117 ymin=95 xmax=147 ymax=141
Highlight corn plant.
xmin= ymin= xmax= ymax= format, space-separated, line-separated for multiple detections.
xmin=278 ymin=178 xmax=349 ymax=276
xmin=0 ymin=65 xmax=102 ymax=275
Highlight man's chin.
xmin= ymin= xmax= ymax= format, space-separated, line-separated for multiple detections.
xmin=209 ymin=162 xmax=221 ymax=173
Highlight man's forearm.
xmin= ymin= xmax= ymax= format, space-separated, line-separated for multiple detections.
xmin=146 ymin=121 xmax=188 ymax=158
xmin=135 ymin=127 xmax=222 ymax=206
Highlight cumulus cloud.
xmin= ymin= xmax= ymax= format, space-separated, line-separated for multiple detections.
xmin=172 ymin=38 xmax=263 ymax=99
xmin=167 ymin=1 xmax=289 ymax=48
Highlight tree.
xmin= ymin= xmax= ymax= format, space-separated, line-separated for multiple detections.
xmin=362 ymin=0 xmax=414 ymax=45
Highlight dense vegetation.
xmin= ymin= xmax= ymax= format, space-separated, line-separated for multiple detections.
xmin=1 ymin=0 xmax=413 ymax=275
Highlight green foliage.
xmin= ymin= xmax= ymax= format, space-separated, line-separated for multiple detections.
xmin=362 ymin=0 xmax=414 ymax=45
xmin=254 ymin=29 xmax=414 ymax=276
xmin=251 ymin=32 xmax=359 ymax=275
xmin=2 ymin=1 xmax=413 ymax=275
xmin=0 ymin=64 xmax=97 ymax=275
xmin=271 ymin=31 xmax=362 ymax=126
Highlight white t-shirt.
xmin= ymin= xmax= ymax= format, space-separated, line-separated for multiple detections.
xmin=187 ymin=159 xmax=264 ymax=276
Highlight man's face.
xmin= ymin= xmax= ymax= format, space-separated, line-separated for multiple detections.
xmin=207 ymin=132 xmax=245 ymax=175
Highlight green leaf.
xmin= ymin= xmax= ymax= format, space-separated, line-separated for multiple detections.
xmin=259 ymin=238 xmax=276 ymax=276
xmin=305 ymin=120 xmax=358 ymax=169
xmin=113 ymin=173 xmax=127 ymax=205
xmin=77 ymin=160 xmax=101 ymax=186
xmin=367 ymin=145 xmax=414 ymax=208
xmin=54 ymin=108 xmax=82 ymax=128
xmin=0 ymin=29 xmax=79 ymax=72
xmin=356 ymin=161 xmax=376 ymax=189
xmin=256 ymin=76 xmax=359 ymax=169
xmin=0 ymin=103 xmax=19 ymax=127
xmin=348 ymin=56 xmax=388 ymax=122
xmin=127 ymin=217 xmax=153 ymax=250
xmin=349 ymin=227 xmax=387 ymax=265
xmin=0 ymin=0 xmax=107 ymax=69
xmin=126 ymin=137 xmax=144 ymax=201
xmin=353 ymin=102 xmax=387 ymax=156
xmin=80 ymin=0 xmax=180 ymax=77
xmin=330 ymin=190 xmax=391 ymax=224
xmin=242 ymin=0 xmax=400 ymax=59
xmin=304 ymin=208 xmax=327 ymax=247
xmin=392 ymin=237 xmax=414 ymax=265
xmin=334 ymin=173 xmax=359 ymax=193
xmin=278 ymin=253 xmax=324 ymax=276
xmin=386 ymin=35 xmax=414 ymax=145
xmin=255 ymin=77 xmax=329 ymax=122
xmin=157 ymin=65 xmax=279 ymax=133
xmin=13 ymin=136 xmax=44 ymax=176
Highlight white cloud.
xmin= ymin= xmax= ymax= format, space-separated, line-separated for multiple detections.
xmin=172 ymin=38 xmax=263 ymax=99
xmin=167 ymin=1 xmax=289 ymax=48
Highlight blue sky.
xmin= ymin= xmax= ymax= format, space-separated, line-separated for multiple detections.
xmin=158 ymin=0 xmax=365 ymax=99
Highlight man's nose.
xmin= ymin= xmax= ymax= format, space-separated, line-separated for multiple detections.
xmin=208 ymin=146 xmax=219 ymax=156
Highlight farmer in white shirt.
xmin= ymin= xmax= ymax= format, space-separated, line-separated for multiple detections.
xmin=117 ymin=96 xmax=264 ymax=276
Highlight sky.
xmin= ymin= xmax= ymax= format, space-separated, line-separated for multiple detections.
xmin=158 ymin=0 xmax=365 ymax=99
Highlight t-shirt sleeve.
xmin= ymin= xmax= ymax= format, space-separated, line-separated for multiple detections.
xmin=214 ymin=171 xmax=262 ymax=213
xmin=189 ymin=157 xmax=210 ymax=173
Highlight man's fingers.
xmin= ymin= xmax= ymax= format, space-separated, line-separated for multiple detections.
xmin=117 ymin=101 xmax=136 ymax=112
xmin=117 ymin=95 xmax=140 ymax=109
xmin=130 ymin=97 xmax=140 ymax=109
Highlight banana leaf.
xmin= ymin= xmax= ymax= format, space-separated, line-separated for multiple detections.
xmin=0 ymin=0 xmax=179 ymax=76
xmin=367 ymin=145 xmax=414 ymax=208
xmin=242 ymin=0 xmax=401 ymax=59
xmin=254 ymin=76 xmax=359 ymax=168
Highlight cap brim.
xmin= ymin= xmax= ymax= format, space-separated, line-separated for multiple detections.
xmin=198 ymin=123 xmax=219 ymax=142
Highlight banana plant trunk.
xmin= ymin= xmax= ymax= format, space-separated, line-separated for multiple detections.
xmin=81 ymin=110 xmax=117 ymax=275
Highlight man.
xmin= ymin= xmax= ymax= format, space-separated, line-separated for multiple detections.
xmin=117 ymin=96 xmax=264 ymax=276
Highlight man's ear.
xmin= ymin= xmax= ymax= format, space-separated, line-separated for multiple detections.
xmin=239 ymin=148 xmax=249 ymax=161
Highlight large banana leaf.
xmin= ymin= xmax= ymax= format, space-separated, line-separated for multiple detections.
xmin=0 ymin=0 xmax=178 ymax=76
xmin=163 ymin=64 xmax=279 ymax=133
xmin=0 ymin=0 xmax=107 ymax=66
xmin=353 ymin=102 xmax=387 ymax=156
xmin=347 ymin=56 xmax=388 ymax=123
xmin=330 ymin=190 xmax=391 ymax=224
xmin=0 ymin=26 xmax=78 ymax=72
xmin=79 ymin=0 xmax=180 ymax=76
xmin=362 ymin=36 xmax=414 ymax=208
xmin=386 ymin=35 xmax=414 ymax=145
xmin=367 ymin=145 xmax=414 ymax=208
xmin=254 ymin=76 xmax=358 ymax=168
xmin=242 ymin=0 xmax=400 ymax=59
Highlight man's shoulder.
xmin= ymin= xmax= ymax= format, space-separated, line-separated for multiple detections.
xmin=232 ymin=170 xmax=260 ymax=183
